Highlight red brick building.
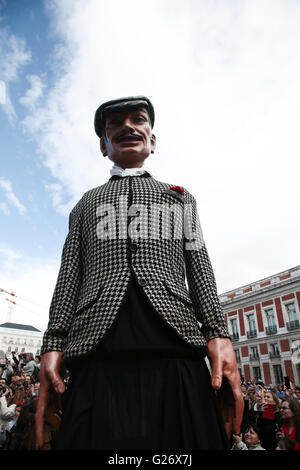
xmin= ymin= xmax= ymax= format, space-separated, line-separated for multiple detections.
xmin=219 ymin=266 xmax=300 ymax=386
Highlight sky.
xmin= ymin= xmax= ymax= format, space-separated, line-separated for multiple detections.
xmin=0 ymin=0 xmax=299 ymax=333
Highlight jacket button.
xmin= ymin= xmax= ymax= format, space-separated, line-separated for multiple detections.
xmin=129 ymin=243 xmax=138 ymax=252
xmin=138 ymin=278 xmax=147 ymax=287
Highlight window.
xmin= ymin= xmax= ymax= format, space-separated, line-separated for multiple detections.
xmin=266 ymin=308 xmax=276 ymax=327
xmin=270 ymin=343 xmax=280 ymax=357
xmin=273 ymin=364 xmax=283 ymax=384
xmin=247 ymin=314 xmax=257 ymax=337
xmin=251 ymin=346 xmax=259 ymax=358
xmin=286 ymin=303 xmax=297 ymax=322
xmin=230 ymin=318 xmax=239 ymax=339
xmin=248 ymin=314 xmax=256 ymax=332
xmin=231 ymin=318 xmax=238 ymax=334
xmin=235 ymin=349 xmax=241 ymax=362
xmin=253 ymin=367 xmax=262 ymax=381
xmin=265 ymin=308 xmax=277 ymax=334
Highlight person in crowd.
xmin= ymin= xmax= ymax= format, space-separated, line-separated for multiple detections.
xmin=7 ymin=389 xmax=61 ymax=450
xmin=34 ymin=356 xmax=41 ymax=382
xmin=284 ymin=384 xmax=300 ymax=400
xmin=275 ymin=385 xmax=286 ymax=400
xmin=0 ymin=354 xmax=41 ymax=449
xmin=4 ymin=402 xmax=22 ymax=432
xmin=0 ymin=402 xmax=22 ymax=449
xmin=23 ymin=353 xmax=37 ymax=377
xmin=252 ymin=386 xmax=264 ymax=412
xmin=294 ymin=386 xmax=300 ymax=401
xmin=1 ymin=359 xmax=14 ymax=385
xmin=0 ymin=386 xmax=16 ymax=430
xmin=3 ymin=398 xmax=36 ymax=450
xmin=31 ymin=381 xmax=40 ymax=398
xmin=276 ymin=436 xmax=300 ymax=450
xmin=256 ymin=390 xmax=281 ymax=449
xmin=241 ymin=382 xmax=257 ymax=432
xmin=276 ymin=397 xmax=300 ymax=449
xmin=9 ymin=373 xmax=33 ymax=405
xmin=0 ymin=424 xmax=6 ymax=448
xmin=0 ymin=377 xmax=7 ymax=389
xmin=11 ymin=351 xmax=19 ymax=367
xmin=231 ymin=423 xmax=265 ymax=450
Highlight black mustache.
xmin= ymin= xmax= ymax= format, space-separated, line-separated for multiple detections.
xmin=116 ymin=133 xmax=142 ymax=142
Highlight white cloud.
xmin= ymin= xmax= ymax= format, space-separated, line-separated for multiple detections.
xmin=21 ymin=0 xmax=300 ymax=292
xmin=0 ymin=79 xmax=5 ymax=104
xmin=0 ymin=202 xmax=10 ymax=216
xmin=0 ymin=29 xmax=31 ymax=81
xmin=0 ymin=27 xmax=31 ymax=120
xmin=0 ymin=245 xmax=22 ymax=263
xmin=19 ymin=74 xmax=45 ymax=110
xmin=45 ymin=182 xmax=73 ymax=216
xmin=0 ymin=177 xmax=27 ymax=214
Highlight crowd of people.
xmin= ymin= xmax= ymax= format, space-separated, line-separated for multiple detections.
xmin=0 ymin=351 xmax=62 ymax=450
xmin=231 ymin=378 xmax=300 ymax=450
xmin=1 ymin=352 xmax=300 ymax=451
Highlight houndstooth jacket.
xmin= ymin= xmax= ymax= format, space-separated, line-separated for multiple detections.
xmin=41 ymin=173 xmax=230 ymax=362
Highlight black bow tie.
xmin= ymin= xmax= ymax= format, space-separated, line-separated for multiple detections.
xmin=109 ymin=171 xmax=152 ymax=181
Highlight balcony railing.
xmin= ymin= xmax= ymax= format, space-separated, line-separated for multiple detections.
xmin=249 ymin=354 xmax=260 ymax=362
xmin=247 ymin=329 xmax=257 ymax=339
xmin=265 ymin=325 xmax=277 ymax=335
xmin=286 ymin=320 xmax=300 ymax=331
xmin=269 ymin=351 xmax=281 ymax=359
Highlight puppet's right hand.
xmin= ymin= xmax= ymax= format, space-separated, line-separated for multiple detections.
xmin=35 ymin=351 xmax=65 ymax=449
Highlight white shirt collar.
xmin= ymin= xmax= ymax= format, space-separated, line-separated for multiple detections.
xmin=110 ymin=163 xmax=152 ymax=178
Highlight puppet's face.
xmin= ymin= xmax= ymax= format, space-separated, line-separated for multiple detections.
xmin=100 ymin=106 xmax=156 ymax=168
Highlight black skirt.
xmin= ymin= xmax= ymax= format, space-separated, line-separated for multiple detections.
xmin=56 ymin=276 xmax=229 ymax=450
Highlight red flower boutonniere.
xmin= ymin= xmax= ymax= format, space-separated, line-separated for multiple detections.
xmin=163 ymin=186 xmax=184 ymax=203
xmin=169 ymin=186 xmax=184 ymax=196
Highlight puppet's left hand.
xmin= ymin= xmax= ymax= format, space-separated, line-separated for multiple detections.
xmin=207 ymin=337 xmax=244 ymax=438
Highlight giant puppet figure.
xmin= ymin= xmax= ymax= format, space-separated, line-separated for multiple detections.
xmin=36 ymin=96 xmax=243 ymax=450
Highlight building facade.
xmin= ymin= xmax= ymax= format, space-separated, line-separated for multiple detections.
xmin=220 ymin=266 xmax=300 ymax=386
xmin=0 ymin=322 xmax=43 ymax=358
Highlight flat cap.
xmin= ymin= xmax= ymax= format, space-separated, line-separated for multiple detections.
xmin=94 ymin=95 xmax=155 ymax=138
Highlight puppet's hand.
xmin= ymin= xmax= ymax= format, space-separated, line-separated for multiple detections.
xmin=207 ymin=338 xmax=244 ymax=438
xmin=35 ymin=351 xmax=65 ymax=449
